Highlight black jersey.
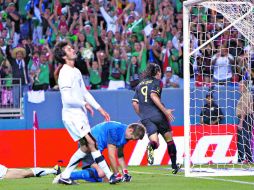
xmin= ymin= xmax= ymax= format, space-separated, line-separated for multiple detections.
xmin=200 ymin=102 xmax=223 ymax=124
xmin=132 ymin=77 xmax=163 ymax=119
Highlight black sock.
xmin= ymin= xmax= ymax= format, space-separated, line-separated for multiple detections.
xmin=167 ymin=141 xmax=177 ymax=168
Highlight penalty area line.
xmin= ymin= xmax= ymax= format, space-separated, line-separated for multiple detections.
xmin=196 ymin=176 xmax=254 ymax=186
xmin=130 ymin=170 xmax=254 ymax=186
xmin=130 ymin=170 xmax=174 ymax=177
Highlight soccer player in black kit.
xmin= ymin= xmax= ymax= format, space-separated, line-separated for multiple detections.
xmin=132 ymin=63 xmax=181 ymax=174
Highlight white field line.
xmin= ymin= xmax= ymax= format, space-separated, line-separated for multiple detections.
xmin=130 ymin=170 xmax=254 ymax=186
xmin=196 ymin=176 xmax=254 ymax=186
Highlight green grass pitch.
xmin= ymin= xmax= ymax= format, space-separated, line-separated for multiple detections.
xmin=1 ymin=166 xmax=254 ymax=190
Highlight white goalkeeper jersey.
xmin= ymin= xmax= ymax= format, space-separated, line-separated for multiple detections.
xmin=58 ymin=64 xmax=100 ymax=121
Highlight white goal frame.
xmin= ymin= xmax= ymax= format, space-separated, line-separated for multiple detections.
xmin=183 ymin=0 xmax=254 ymax=177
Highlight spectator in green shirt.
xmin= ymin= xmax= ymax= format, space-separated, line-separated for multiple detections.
xmin=28 ymin=51 xmax=40 ymax=86
xmin=86 ymin=59 xmax=102 ymax=90
xmin=161 ymin=40 xmax=182 ymax=76
xmin=126 ymin=55 xmax=141 ymax=90
xmin=107 ymin=48 xmax=127 ymax=90
xmin=132 ymin=40 xmax=147 ymax=73
xmin=31 ymin=44 xmax=53 ymax=91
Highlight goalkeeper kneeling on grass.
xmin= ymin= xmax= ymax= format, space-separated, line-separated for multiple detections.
xmin=69 ymin=121 xmax=146 ymax=183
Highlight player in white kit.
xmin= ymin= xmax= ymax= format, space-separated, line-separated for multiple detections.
xmin=53 ymin=42 xmax=117 ymax=185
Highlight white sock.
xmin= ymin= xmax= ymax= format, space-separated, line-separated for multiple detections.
xmin=31 ymin=168 xmax=57 ymax=177
xmin=91 ymin=150 xmax=113 ymax=179
xmin=61 ymin=148 xmax=86 ymax=179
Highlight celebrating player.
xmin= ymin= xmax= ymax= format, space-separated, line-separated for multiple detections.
xmin=53 ymin=42 xmax=117 ymax=185
xmin=0 ymin=164 xmax=61 ymax=180
xmin=132 ymin=63 xmax=181 ymax=174
xmin=70 ymin=121 xmax=145 ymax=183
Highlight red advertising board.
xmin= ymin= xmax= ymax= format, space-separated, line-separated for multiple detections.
xmin=0 ymin=125 xmax=237 ymax=167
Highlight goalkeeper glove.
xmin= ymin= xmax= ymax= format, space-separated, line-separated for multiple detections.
xmin=122 ymin=169 xmax=132 ymax=182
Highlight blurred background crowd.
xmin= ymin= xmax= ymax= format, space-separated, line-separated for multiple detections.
xmin=0 ymin=0 xmax=184 ymax=95
xmin=1 ymin=0 xmax=253 ymax=105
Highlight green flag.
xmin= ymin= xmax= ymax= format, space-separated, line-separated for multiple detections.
xmin=128 ymin=18 xmax=145 ymax=33
xmin=128 ymin=18 xmax=145 ymax=41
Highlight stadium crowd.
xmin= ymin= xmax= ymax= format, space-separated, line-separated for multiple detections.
xmin=0 ymin=0 xmax=183 ymax=96
xmin=190 ymin=6 xmax=254 ymax=87
xmin=1 ymin=0 xmax=253 ymax=103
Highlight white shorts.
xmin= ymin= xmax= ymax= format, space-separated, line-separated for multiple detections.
xmin=0 ymin=164 xmax=8 ymax=179
xmin=62 ymin=109 xmax=91 ymax=142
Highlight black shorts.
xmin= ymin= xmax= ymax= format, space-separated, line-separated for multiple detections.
xmin=82 ymin=153 xmax=94 ymax=169
xmin=141 ymin=114 xmax=171 ymax=137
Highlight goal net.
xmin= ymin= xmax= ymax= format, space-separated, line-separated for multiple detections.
xmin=183 ymin=0 xmax=254 ymax=176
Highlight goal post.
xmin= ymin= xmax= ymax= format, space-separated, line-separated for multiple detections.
xmin=183 ymin=0 xmax=254 ymax=177
xmin=183 ymin=1 xmax=191 ymax=177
